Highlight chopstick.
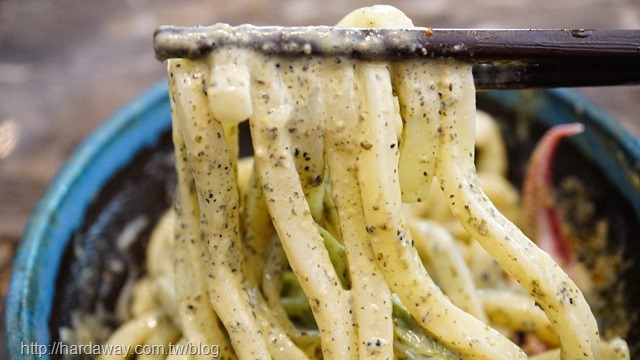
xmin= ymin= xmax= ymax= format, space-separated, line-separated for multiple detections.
xmin=153 ymin=25 xmax=640 ymax=89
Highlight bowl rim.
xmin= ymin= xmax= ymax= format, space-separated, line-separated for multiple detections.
xmin=6 ymin=84 xmax=640 ymax=359
xmin=6 ymin=81 xmax=172 ymax=359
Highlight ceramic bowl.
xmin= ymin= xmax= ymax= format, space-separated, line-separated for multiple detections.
xmin=7 ymin=83 xmax=640 ymax=358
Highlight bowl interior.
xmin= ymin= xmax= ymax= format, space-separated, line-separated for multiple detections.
xmin=8 ymin=86 xmax=640 ymax=358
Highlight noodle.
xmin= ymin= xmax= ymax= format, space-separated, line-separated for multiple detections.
xmin=95 ymin=5 xmax=630 ymax=360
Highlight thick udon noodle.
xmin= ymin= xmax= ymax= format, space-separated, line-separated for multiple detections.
xmin=96 ymin=6 xmax=629 ymax=360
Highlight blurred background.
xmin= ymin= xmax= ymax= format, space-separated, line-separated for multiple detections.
xmin=0 ymin=0 xmax=639 ymax=356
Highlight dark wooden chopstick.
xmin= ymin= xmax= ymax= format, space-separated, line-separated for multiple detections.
xmin=472 ymin=60 xmax=639 ymax=89
xmin=153 ymin=25 xmax=640 ymax=89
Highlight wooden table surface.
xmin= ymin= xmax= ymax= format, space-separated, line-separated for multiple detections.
xmin=1 ymin=0 xmax=639 ymax=356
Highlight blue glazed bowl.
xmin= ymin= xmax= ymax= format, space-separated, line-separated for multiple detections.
xmin=6 ymin=84 xmax=640 ymax=359
xmin=6 ymin=82 xmax=173 ymax=359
